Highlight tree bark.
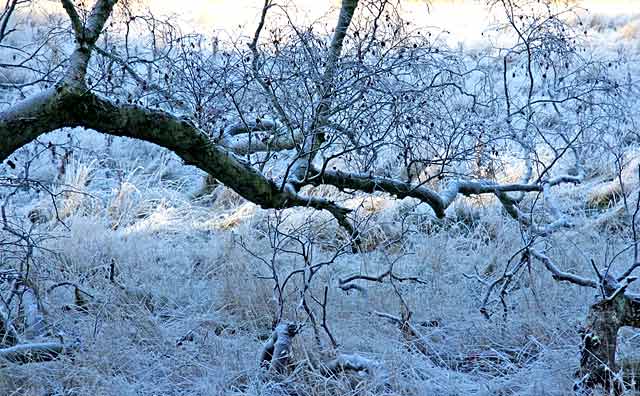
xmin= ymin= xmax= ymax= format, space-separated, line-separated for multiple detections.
xmin=0 ymin=85 xmax=347 ymax=214
xmin=577 ymin=290 xmax=640 ymax=394
xmin=260 ymin=322 xmax=298 ymax=374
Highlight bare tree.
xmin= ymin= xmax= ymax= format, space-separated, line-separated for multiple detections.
xmin=0 ymin=0 xmax=637 ymax=391
xmin=0 ymin=0 xmax=596 ymax=241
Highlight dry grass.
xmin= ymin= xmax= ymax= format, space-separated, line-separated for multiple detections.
xmin=0 ymin=147 xmax=635 ymax=396
xmin=2 ymin=4 xmax=640 ymax=392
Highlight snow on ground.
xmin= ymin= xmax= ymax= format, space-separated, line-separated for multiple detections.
xmin=0 ymin=1 xmax=640 ymax=395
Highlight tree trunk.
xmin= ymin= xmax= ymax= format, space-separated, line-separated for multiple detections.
xmin=260 ymin=322 xmax=298 ymax=375
xmin=577 ymin=292 xmax=640 ymax=394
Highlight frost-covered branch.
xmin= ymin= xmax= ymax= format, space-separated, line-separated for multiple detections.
xmin=308 ymin=167 xmax=579 ymax=219
xmin=0 ymin=0 xmax=596 ymax=236
xmin=219 ymin=128 xmax=302 ymax=155
xmin=0 ymin=342 xmax=70 ymax=364
xmin=529 ymin=249 xmax=597 ymax=288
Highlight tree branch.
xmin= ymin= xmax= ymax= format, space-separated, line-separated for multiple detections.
xmin=283 ymin=0 xmax=359 ymax=190
xmin=63 ymin=0 xmax=117 ymax=85
xmin=529 ymin=249 xmax=597 ymax=288
xmin=60 ymin=0 xmax=83 ymax=38
xmin=0 ymin=342 xmax=70 ymax=364
xmin=0 ymin=86 xmax=353 ymax=221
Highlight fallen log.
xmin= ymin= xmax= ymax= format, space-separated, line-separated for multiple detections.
xmin=0 ymin=342 xmax=71 ymax=364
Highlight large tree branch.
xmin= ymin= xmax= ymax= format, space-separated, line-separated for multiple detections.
xmin=306 ymin=167 xmax=576 ymax=219
xmin=308 ymin=167 xmax=447 ymax=216
xmin=0 ymin=82 xmax=585 ymax=239
xmin=0 ymin=85 xmax=352 ymax=221
xmin=0 ymin=0 xmax=584 ymax=240
xmin=320 ymin=0 xmax=358 ymax=95
xmin=79 ymin=0 xmax=117 ymax=46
